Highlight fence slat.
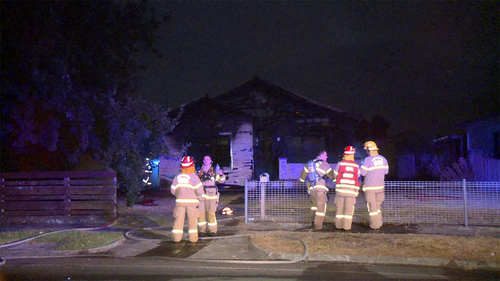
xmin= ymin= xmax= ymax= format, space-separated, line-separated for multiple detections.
xmin=1 ymin=180 xmax=66 ymax=186
xmin=70 ymin=194 xmax=116 ymax=201
xmin=2 ymin=210 xmax=67 ymax=217
xmin=69 ymin=201 xmax=116 ymax=210
xmin=1 ymin=201 xmax=66 ymax=210
xmin=1 ymin=186 xmax=66 ymax=195
xmin=0 ymin=171 xmax=116 ymax=179
xmin=67 ymin=186 xmax=116 ymax=194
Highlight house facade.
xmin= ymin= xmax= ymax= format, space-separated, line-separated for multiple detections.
xmin=160 ymin=77 xmax=363 ymax=186
xmin=427 ymin=114 xmax=500 ymax=181
xmin=459 ymin=115 xmax=500 ymax=160
xmin=459 ymin=115 xmax=500 ymax=181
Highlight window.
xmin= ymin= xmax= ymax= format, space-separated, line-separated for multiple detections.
xmin=186 ymin=135 xmax=231 ymax=168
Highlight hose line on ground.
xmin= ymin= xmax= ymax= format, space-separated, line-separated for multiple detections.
xmin=0 ymin=215 xmax=120 ymax=249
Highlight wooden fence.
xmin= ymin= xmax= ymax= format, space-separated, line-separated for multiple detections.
xmin=469 ymin=153 xmax=500 ymax=181
xmin=0 ymin=171 xmax=117 ymax=226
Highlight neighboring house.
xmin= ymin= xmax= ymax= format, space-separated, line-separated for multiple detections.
xmin=458 ymin=114 xmax=500 ymax=181
xmin=458 ymin=114 xmax=500 ymax=160
xmin=160 ymin=76 xmax=362 ymax=186
xmin=432 ymin=134 xmax=466 ymax=169
xmin=431 ymin=114 xmax=500 ymax=181
xmin=434 ymin=114 xmax=500 ymax=163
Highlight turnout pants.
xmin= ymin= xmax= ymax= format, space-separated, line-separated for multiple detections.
xmin=334 ymin=195 xmax=356 ymax=230
xmin=198 ymin=187 xmax=219 ymax=234
xmin=310 ymin=188 xmax=328 ymax=229
xmin=172 ymin=204 xmax=200 ymax=243
xmin=365 ymin=191 xmax=385 ymax=229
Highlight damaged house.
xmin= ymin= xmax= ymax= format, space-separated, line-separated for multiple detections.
xmin=160 ymin=76 xmax=362 ymax=186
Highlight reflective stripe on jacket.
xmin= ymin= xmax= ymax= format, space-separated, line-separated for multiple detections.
xmin=171 ymin=173 xmax=204 ymax=204
xmin=361 ymin=155 xmax=389 ymax=192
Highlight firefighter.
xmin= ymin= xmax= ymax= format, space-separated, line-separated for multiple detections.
xmin=197 ymin=155 xmax=226 ymax=237
xmin=171 ymin=156 xmax=204 ymax=243
xmin=360 ymin=141 xmax=389 ymax=230
xmin=299 ymin=150 xmax=335 ymax=230
xmin=333 ymin=145 xmax=360 ymax=231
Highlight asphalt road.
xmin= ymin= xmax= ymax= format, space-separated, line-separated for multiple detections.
xmin=1 ymin=257 xmax=499 ymax=281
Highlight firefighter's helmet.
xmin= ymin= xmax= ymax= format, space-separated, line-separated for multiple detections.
xmin=221 ymin=206 xmax=234 ymax=215
xmin=364 ymin=141 xmax=379 ymax=151
xmin=344 ymin=145 xmax=356 ymax=154
xmin=180 ymin=156 xmax=195 ymax=168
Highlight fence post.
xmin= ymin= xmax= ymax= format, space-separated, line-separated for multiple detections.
xmin=260 ymin=181 xmax=266 ymax=220
xmin=1 ymin=178 xmax=3 ymax=218
xmin=244 ymin=179 xmax=248 ymax=224
xmin=260 ymin=174 xmax=269 ymax=220
xmin=462 ymin=179 xmax=468 ymax=227
xmin=64 ymin=177 xmax=71 ymax=216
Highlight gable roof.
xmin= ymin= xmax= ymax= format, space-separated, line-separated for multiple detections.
xmin=215 ymin=76 xmax=361 ymax=120
xmin=168 ymin=76 xmax=362 ymax=121
xmin=455 ymin=113 xmax=500 ymax=129
xmin=218 ymin=76 xmax=345 ymax=110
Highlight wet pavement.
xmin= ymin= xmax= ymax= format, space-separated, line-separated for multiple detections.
xmin=136 ymin=240 xmax=211 ymax=258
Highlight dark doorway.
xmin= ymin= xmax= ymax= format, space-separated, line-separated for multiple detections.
xmin=186 ymin=135 xmax=231 ymax=169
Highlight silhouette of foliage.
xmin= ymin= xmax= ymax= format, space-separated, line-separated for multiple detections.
xmin=0 ymin=1 xmax=172 ymax=205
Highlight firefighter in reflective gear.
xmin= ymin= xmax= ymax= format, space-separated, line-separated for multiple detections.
xmin=197 ymin=155 xmax=226 ymax=237
xmin=333 ymin=146 xmax=360 ymax=231
xmin=360 ymin=141 xmax=389 ymax=230
xmin=299 ymin=150 xmax=335 ymax=230
xmin=171 ymin=156 xmax=204 ymax=243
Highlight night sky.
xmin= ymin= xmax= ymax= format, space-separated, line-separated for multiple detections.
xmin=137 ymin=1 xmax=499 ymax=141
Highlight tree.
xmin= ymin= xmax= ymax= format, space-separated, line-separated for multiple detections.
xmin=0 ymin=1 xmax=173 ymax=205
xmin=87 ymin=90 xmax=173 ymax=206
xmin=2 ymin=73 xmax=175 ymax=205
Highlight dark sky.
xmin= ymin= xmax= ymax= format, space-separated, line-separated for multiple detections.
xmin=137 ymin=1 xmax=499 ymax=141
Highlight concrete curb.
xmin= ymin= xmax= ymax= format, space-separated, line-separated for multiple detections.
xmin=308 ymin=254 xmax=500 ymax=270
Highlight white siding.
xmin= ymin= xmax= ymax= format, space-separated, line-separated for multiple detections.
xmin=159 ymin=136 xmax=183 ymax=182
xmin=225 ymin=122 xmax=254 ymax=185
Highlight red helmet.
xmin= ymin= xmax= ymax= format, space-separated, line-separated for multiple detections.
xmin=344 ymin=145 xmax=356 ymax=155
xmin=180 ymin=156 xmax=194 ymax=168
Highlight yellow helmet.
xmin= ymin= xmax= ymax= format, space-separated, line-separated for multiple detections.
xmin=364 ymin=141 xmax=379 ymax=151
